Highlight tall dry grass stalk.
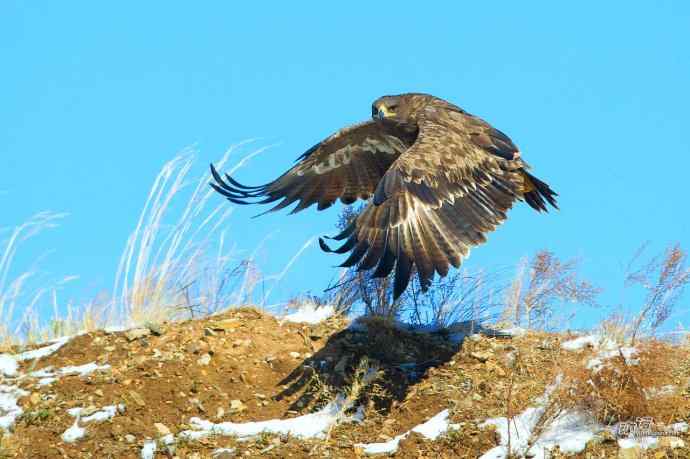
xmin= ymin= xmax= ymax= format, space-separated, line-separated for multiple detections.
xmin=502 ymin=250 xmax=600 ymax=330
xmin=112 ymin=142 xmax=270 ymax=326
xmin=0 ymin=211 xmax=75 ymax=345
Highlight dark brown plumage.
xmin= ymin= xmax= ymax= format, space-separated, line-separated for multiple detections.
xmin=210 ymin=93 xmax=558 ymax=299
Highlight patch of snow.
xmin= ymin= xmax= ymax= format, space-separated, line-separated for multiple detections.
xmin=212 ymin=448 xmax=237 ymax=458
xmin=355 ymin=410 xmax=458 ymax=455
xmin=68 ymin=404 xmax=124 ymax=424
xmin=498 ymin=327 xmax=527 ymax=337
xmin=180 ymin=393 xmax=356 ymax=441
xmin=0 ymin=355 xmax=18 ymax=377
xmin=37 ymin=377 xmax=57 ymax=386
xmin=561 ymin=335 xmax=602 ymax=351
xmin=0 ymin=384 xmax=29 ymax=430
xmin=587 ymin=346 xmax=638 ymax=372
xmin=161 ymin=433 xmax=175 ymax=445
xmin=61 ymin=419 xmax=86 ymax=443
xmin=283 ymin=303 xmax=335 ymax=324
xmin=480 ymin=376 xmax=602 ymax=459
xmin=61 ymin=404 xmax=125 ymax=443
xmin=59 ymin=362 xmax=111 ymax=377
xmin=141 ymin=440 xmax=157 ymax=459
xmin=15 ymin=336 xmax=71 ymax=361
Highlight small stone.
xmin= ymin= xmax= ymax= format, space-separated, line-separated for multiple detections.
xmin=104 ymin=345 xmax=116 ymax=352
xmin=216 ymin=406 xmax=225 ymax=419
xmin=472 ymin=393 xmax=483 ymax=401
xmin=29 ymin=392 xmax=41 ymax=405
xmin=470 ymin=351 xmax=492 ymax=363
xmin=125 ymin=328 xmax=150 ymax=341
xmin=94 ymin=389 xmax=104 ymax=397
xmin=128 ymin=390 xmax=146 ymax=407
xmin=145 ymin=322 xmax=163 ymax=336
xmin=229 ymin=399 xmax=246 ymax=413
xmin=197 ymin=353 xmax=212 ymax=366
xmin=232 ymin=338 xmax=251 ymax=347
xmin=124 ymin=434 xmax=136 ymax=444
xmin=204 ymin=327 xmax=217 ymax=337
xmin=154 ymin=422 xmax=171 ymax=437
xmin=289 ymin=352 xmax=301 ymax=359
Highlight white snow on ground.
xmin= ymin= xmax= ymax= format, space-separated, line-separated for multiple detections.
xmin=283 ymin=303 xmax=335 ymax=324
xmin=14 ymin=336 xmax=71 ymax=361
xmin=498 ymin=327 xmax=527 ymax=337
xmin=24 ymin=362 xmax=110 ymax=387
xmin=0 ymin=338 xmax=75 ymax=432
xmin=59 ymin=362 xmax=111 ymax=377
xmin=561 ymin=335 xmax=606 ymax=351
xmin=61 ymin=404 xmax=125 ymax=443
xmin=180 ymin=392 xmax=358 ymax=441
xmin=0 ymin=384 xmax=29 ymax=430
xmin=561 ymin=335 xmax=640 ymax=372
xmin=140 ymin=440 xmax=157 ymax=459
xmin=61 ymin=420 xmax=86 ymax=442
xmin=587 ymin=346 xmax=638 ymax=371
xmin=355 ymin=410 xmax=458 ymax=455
xmin=480 ymin=376 xmax=602 ymax=459
xmin=68 ymin=404 xmax=124 ymax=424
xmin=0 ymin=355 xmax=18 ymax=377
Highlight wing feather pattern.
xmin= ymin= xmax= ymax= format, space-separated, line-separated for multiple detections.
xmin=210 ymin=121 xmax=417 ymax=214
xmin=320 ymin=111 xmax=526 ymax=299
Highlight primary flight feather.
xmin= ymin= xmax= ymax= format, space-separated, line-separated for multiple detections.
xmin=210 ymin=93 xmax=558 ymax=299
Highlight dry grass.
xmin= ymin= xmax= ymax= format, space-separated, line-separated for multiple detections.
xmin=0 ymin=143 xmax=291 ymax=345
xmin=502 ymin=250 xmax=601 ymax=331
xmin=555 ymin=340 xmax=690 ymax=425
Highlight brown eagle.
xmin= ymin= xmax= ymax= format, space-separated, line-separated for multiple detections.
xmin=210 ymin=93 xmax=557 ymax=299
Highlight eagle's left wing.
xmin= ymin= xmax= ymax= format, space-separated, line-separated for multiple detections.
xmin=210 ymin=121 xmax=416 ymax=215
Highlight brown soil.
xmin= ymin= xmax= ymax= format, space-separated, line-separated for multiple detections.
xmin=3 ymin=309 xmax=690 ymax=458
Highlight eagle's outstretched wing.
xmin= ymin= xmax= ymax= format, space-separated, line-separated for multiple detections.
xmin=321 ymin=109 xmax=538 ymax=299
xmin=210 ymin=121 xmax=417 ymax=215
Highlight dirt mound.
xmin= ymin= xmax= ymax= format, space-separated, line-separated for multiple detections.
xmin=1 ymin=309 xmax=689 ymax=458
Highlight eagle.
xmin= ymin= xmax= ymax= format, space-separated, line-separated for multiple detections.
xmin=210 ymin=93 xmax=558 ymax=299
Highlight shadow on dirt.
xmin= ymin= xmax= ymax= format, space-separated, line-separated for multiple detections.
xmin=274 ymin=318 xmax=464 ymax=414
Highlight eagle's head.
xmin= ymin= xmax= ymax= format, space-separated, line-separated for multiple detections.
xmin=372 ymin=93 xmax=433 ymax=125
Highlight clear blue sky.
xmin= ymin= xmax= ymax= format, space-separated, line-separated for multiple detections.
xmin=2 ymin=2 xmax=689 ymax=330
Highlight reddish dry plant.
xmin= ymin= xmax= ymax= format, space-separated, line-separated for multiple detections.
xmin=505 ymin=250 xmax=601 ymax=330
xmin=627 ymin=243 xmax=690 ymax=343
xmin=556 ymin=340 xmax=690 ymax=425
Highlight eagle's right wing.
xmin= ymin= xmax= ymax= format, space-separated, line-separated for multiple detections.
xmin=210 ymin=121 xmax=416 ymax=214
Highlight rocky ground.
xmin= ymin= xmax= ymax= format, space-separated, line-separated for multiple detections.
xmin=1 ymin=307 xmax=689 ymax=458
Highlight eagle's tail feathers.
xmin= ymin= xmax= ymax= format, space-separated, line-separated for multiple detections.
xmin=522 ymin=171 xmax=558 ymax=212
